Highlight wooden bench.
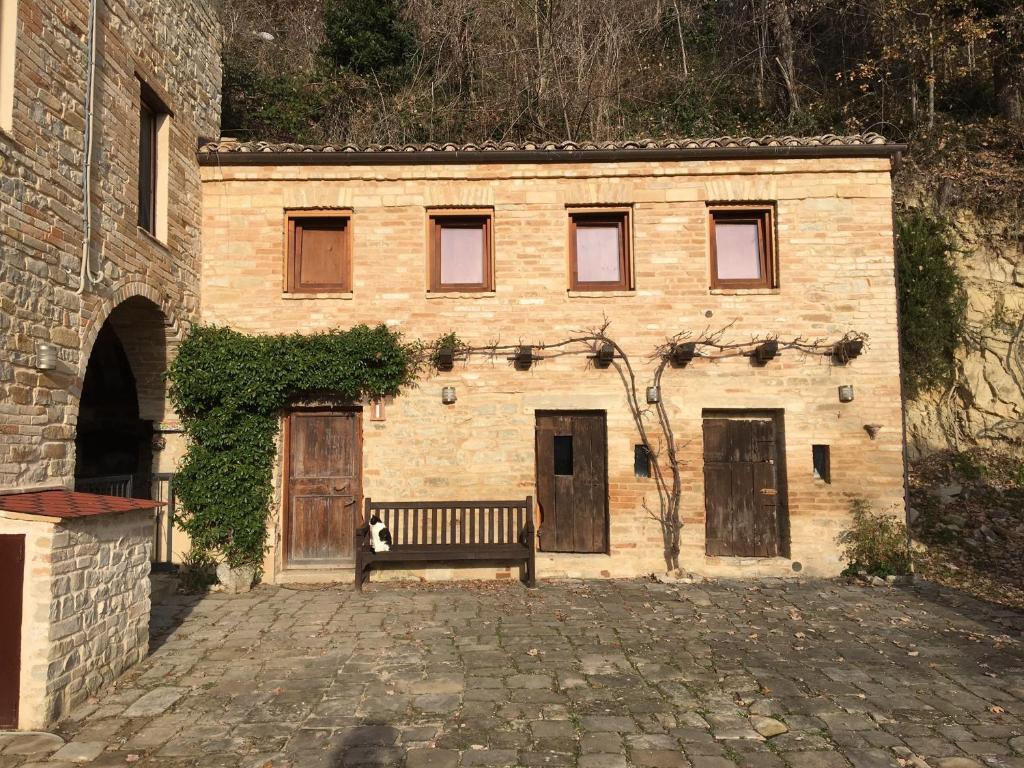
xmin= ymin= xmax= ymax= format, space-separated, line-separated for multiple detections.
xmin=355 ymin=497 xmax=536 ymax=590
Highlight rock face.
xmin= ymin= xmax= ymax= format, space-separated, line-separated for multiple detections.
xmin=907 ymin=210 xmax=1023 ymax=456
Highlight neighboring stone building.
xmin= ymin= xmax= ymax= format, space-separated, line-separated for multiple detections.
xmin=0 ymin=0 xmax=219 ymax=731
xmin=196 ymin=135 xmax=908 ymax=584
xmin=0 ymin=0 xmax=220 ymax=494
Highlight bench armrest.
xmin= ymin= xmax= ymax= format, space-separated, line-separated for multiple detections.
xmin=355 ymin=524 xmax=370 ymax=547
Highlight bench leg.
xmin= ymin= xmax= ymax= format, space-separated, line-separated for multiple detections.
xmin=521 ymin=553 xmax=537 ymax=588
xmin=355 ymin=562 xmax=368 ymax=591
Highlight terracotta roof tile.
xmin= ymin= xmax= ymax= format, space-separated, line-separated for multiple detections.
xmin=0 ymin=489 xmax=163 ymax=520
xmin=199 ymin=133 xmax=894 ymax=156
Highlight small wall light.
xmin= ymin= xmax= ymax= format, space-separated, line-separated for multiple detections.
xmin=864 ymin=423 xmax=882 ymax=439
xmin=832 ymin=339 xmax=864 ymax=364
xmin=594 ymin=342 xmax=615 ymax=369
xmin=513 ymin=345 xmax=535 ymax=371
xmin=35 ymin=343 xmax=58 ymax=371
xmin=646 ymin=386 xmax=661 ymax=404
xmin=752 ymin=340 xmax=779 ymax=366
xmin=669 ymin=342 xmax=697 ymax=368
xmin=434 ymin=346 xmax=455 ymax=372
xmin=441 ymin=386 xmax=457 ymax=405
xmin=838 ymin=384 xmax=855 ymax=403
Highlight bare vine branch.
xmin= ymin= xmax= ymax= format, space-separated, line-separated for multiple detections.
xmin=423 ymin=321 xmax=870 ymax=572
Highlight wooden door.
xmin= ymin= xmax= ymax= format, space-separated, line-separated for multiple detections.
xmin=0 ymin=535 xmax=24 ymax=729
xmin=286 ymin=411 xmax=361 ymax=566
xmin=535 ymin=411 xmax=608 ymax=553
xmin=703 ymin=416 xmax=782 ymax=557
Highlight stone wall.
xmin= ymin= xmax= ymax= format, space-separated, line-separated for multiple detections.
xmin=45 ymin=510 xmax=152 ymax=724
xmin=0 ymin=0 xmax=221 ymax=491
xmin=0 ymin=510 xmax=152 ymax=729
xmin=199 ymin=155 xmax=906 ymax=580
xmin=906 ymin=212 xmax=1024 ymax=456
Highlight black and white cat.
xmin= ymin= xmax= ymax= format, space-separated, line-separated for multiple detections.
xmin=368 ymin=513 xmax=393 ymax=552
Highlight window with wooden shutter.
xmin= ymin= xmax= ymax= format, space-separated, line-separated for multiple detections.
xmin=569 ymin=210 xmax=631 ymax=291
xmin=708 ymin=206 xmax=776 ymax=289
xmin=287 ymin=214 xmax=352 ymax=293
xmin=428 ymin=211 xmax=493 ymax=292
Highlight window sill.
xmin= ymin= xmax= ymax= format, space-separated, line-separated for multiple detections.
xmin=425 ymin=291 xmax=497 ymax=300
xmin=567 ymin=290 xmax=635 ymax=298
xmin=282 ymin=292 xmax=354 ymax=300
xmin=137 ymin=227 xmax=168 ymax=250
xmin=709 ymin=287 xmax=780 ymax=296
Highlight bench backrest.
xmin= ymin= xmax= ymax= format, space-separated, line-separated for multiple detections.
xmin=364 ymin=497 xmax=534 ymax=547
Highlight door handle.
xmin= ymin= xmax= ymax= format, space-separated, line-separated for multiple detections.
xmin=333 ymin=483 xmax=349 ymax=492
xmin=759 ymin=488 xmax=778 ymax=496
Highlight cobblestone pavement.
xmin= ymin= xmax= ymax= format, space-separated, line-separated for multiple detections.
xmin=2 ymin=579 xmax=1023 ymax=768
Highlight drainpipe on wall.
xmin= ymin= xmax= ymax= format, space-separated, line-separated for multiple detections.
xmin=75 ymin=0 xmax=103 ymax=295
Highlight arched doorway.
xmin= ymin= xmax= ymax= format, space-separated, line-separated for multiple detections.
xmin=74 ymin=296 xmax=169 ymax=499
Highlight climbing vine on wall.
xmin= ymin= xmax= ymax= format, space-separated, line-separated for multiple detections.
xmin=436 ymin=321 xmax=867 ymax=572
xmin=168 ymin=324 xmax=419 ymax=567
xmin=896 ymin=207 xmax=967 ymax=399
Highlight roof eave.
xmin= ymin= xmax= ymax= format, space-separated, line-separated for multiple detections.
xmin=197 ymin=143 xmax=907 ymax=167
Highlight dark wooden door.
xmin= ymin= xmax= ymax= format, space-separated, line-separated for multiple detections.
xmin=536 ymin=411 xmax=608 ymax=553
xmin=286 ymin=411 xmax=361 ymax=566
xmin=703 ymin=417 xmax=782 ymax=557
xmin=0 ymin=535 xmax=25 ymax=729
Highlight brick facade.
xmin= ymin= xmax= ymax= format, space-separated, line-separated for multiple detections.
xmin=0 ymin=0 xmax=221 ymax=491
xmin=198 ymin=152 xmax=906 ymax=581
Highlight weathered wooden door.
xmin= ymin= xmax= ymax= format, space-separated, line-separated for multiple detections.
xmin=703 ymin=416 xmax=782 ymax=557
xmin=0 ymin=534 xmax=24 ymax=729
xmin=286 ymin=411 xmax=361 ymax=566
xmin=535 ymin=411 xmax=608 ymax=553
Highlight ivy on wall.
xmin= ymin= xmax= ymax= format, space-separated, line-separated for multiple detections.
xmin=168 ymin=324 xmax=419 ymax=567
xmin=896 ymin=208 xmax=968 ymax=399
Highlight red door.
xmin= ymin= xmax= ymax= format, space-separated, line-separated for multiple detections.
xmin=0 ymin=534 xmax=25 ymax=729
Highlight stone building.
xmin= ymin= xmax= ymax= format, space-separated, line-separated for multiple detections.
xmin=0 ymin=0 xmax=220 ymax=495
xmin=0 ymin=0 xmax=220 ymax=730
xmin=196 ymin=135 xmax=908 ymax=584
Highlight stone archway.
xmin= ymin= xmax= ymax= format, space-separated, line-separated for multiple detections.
xmin=74 ymin=295 xmax=170 ymax=498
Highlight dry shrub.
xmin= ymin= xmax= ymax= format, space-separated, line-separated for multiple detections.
xmin=836 ymin=497 xmax=912 ymax=577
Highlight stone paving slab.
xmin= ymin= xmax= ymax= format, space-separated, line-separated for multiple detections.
xmin=1 ymin=579 xmax=1023 ymax=767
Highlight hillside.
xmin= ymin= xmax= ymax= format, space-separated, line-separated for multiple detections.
xmin=213 ymin=0 xmax=1024 ymax=457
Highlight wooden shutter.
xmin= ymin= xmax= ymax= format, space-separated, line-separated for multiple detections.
xmin=289 ymin=217 xmax=350 ymax=292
